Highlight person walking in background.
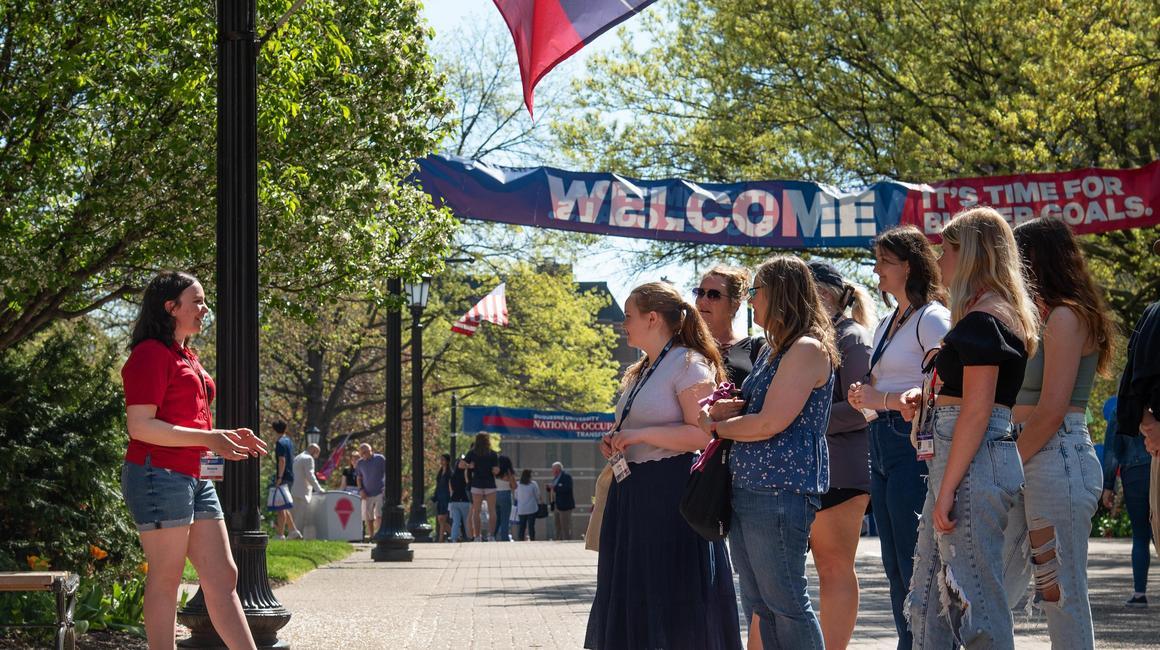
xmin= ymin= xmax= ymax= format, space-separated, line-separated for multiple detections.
xmin=901 ymin=207 xmax=1038 ymax=649
xmin=290 ymin=443 xmax=325 ymax=537
xmin=494 ymin=455 xmax=516 ymax=541
xmin=448 ymin=456 xmax=471 ymax=542
xmin=806 ymin=260 xmax=876 ymax=650
xmin=272 ymin=421 xmax=301 ymax=540
xmin=463 ymin=433 xmax=500 ymax=542
xmin=1102 ymin=395 xmax=1154 ymax=606
xmin=848 ymin=225 xmax=950 ymax=650
xmin=340 ymin=450 xmax=359 ymax=493
xmin=999 ymin=217 xmax=1112 ymax=647
xmin=434 ymin=453 xmax=453 ymax=543
xmin=587 ymin=281 xmax=741 ymax=650
xmin=548 ymin=461 xmax=575 ymax=540
xmin=120 ymin=271 xmax=266 ymax=649
xmin=515 ymin=469 xmax=541 ymax=541
xmin=694 ymin=265 xmax=764 ymax=385
xmin=702 ymin=256 xmax=836 ymax=649
xmin=356 ymin=442 xmax=386 ymax=540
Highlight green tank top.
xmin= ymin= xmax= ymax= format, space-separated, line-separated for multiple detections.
xmin=1015 ymin=341 xmax=1098 ymax=408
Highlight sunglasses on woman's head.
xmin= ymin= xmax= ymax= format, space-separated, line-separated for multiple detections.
xmin=691 ymin=287 xmax=724 ymax=300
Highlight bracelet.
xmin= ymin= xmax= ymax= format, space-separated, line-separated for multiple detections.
xmin=882 ymin=392 xmax=889 ymax=410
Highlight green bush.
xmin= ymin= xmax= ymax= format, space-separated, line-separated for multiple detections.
xmin=0 ymin=322 xmax=143 ymax=631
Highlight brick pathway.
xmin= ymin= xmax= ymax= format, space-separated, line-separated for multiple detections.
xmin=273 ymin=538 xmax=1157 ymax=649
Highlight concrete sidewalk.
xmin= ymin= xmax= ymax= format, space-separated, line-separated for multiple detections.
xmin=273 ymin=538 xmax=1156 ymax=649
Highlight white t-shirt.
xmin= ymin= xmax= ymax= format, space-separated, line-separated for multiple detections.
xmin=514 ymin=481 xmax=540 ymax=516
xmin=869 ymin=302 xmax=951 ymax=393
xmin=615 ymin=347 xmax=716 ymax=464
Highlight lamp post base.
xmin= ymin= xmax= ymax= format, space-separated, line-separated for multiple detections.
xmin=371 ymin=505 xmax=414 ymax=562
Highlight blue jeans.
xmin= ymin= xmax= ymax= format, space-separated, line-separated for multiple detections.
xmin=908 ymin=406 xmax=1023 ymax=650
xmin=1123 ymin=463 xmax=1153 ymax=593
xmin=869 ymin=411 xmax=928 ymax=650
xmin=1001 ymin=413 xmax=1101 ymax=649
xmin=493 ymin=491 xmax=513 ymax=541
xmin=449 ymin=501 xmax=470 ymax=542
xmin=518 ymin=513 xmax=537 ymax=540
xmin=730 ymin=485 xmax=823 ymax=649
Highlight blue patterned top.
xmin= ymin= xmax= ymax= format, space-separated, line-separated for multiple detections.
xmin=730 ymin=345 xmax=833 ymax=495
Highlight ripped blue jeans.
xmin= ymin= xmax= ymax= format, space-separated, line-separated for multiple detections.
xmin=1001 ymin=412 xmax=1101 ymax=650
xmin=908 ymin=406 xmax=1023 ymax=650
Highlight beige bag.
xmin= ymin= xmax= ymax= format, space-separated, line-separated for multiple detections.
xmin=1150 ymin=457 xmax=1160 ymax=557
xmin=585 ymin=464 xmax=614 ymax=552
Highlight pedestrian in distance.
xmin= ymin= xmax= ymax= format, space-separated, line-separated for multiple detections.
xmin=356 ymin=443 xmax=387 ymax=540
xmin=120 ymin=271 xmax=267 ymax=649
xmin=515 ymin=469 xmax=541 ymax=541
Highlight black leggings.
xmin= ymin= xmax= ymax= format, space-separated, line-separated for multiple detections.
xmin=518 ymin=514 xmax=537 ymax=540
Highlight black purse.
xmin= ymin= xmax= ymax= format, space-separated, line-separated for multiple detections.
xmin=535 ymin=502 xmax=549 ymax=519
xmin=679 ymin=437 xmax=733 ymax=541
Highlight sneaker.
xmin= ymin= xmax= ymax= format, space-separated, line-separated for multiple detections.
xmin=1126 ymin=595 xmax=1148 ymax=608
xmin=277 ymin=533 xmax=287 ymax=541
xmin=290 ymin=529 xmax=304 ymax=540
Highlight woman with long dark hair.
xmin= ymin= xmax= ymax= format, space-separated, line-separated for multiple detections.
xmin=702 ymin=256 xmax=837 ymax=649
xmin=120 ymin=271 xmax=267 ymax=648
xmin=586 ymin=282 xmax=740 ymax=650
xmin=1000 ymin=217 xmax=1113 ymax=647
xmin=901 ymin=208 xmax=1038 ymax=648
xmin=433 ymin=453 xmax=452 ymax=542
xmin=462 ymin=432 xmax=499 ymax=541
xmin=848 ymin=225 xmax=950 ymax=650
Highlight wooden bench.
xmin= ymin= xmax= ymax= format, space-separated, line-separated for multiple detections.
xmin=0 ymin=572 xmax=79 ymax=650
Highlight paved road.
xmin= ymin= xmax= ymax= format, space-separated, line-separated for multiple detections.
xmin=273 ymin=538 xmax=1157 ymax=649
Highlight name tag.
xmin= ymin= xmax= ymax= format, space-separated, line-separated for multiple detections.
xmin=200 ymin=452 xmax=225 ymax=481
xmin=609 ymin=452 xmax=631 ymax=483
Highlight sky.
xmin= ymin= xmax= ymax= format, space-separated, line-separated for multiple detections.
xmin=418 ymin=0 xmax=712 ymax=320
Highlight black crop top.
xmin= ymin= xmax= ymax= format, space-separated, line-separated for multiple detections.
xmin=933 ymin=311 xmax=1028 ymax=407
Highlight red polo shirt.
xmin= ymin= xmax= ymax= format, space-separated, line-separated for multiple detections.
xmin=121 ymin=339 xmax=215 ymax=477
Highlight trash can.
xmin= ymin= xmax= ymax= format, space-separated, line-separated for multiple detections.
xmin=312 ymin=491 xmax=363 ymax=541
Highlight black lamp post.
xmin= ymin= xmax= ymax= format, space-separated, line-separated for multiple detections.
xmin=405 ymin=276 xmax=433 ymax=542
xmin=372 ymin=278 xmax=414 ymax=561
xmin=305 ymin=425 xmax=321 ymax=449
xmin=177 ymin=0 xmax=289 ymax=647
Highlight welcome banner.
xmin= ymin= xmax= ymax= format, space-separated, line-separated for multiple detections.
xmin=414 ymin=155 xmax=1160 ymax=249
xmin=462 ymin=405 xmax=615 ymax=441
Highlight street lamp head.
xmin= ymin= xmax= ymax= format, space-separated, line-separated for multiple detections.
xmin=305 ymin=425 xmax=321 ymax=448
xmin=404 ymin=274 xmax=432 ymax=310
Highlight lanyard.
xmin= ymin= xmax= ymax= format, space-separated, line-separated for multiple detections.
xmin=613 ymin=337 xmax=676 ymax=433
xmin=869 ymin=304 xmax=916 ymax=373
xmin=179 ymin=348 xmax=211 ymax=419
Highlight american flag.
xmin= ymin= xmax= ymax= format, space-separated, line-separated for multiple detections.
xmin=451 ymin=283 xmax=509 ymax=336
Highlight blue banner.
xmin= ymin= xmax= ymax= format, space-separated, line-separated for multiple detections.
xmin=461 ymin=405 xmax=615 ymax=440
xmin=413 ymin=155 xmax=1160 ymax=246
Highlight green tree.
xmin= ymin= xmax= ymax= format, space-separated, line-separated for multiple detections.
xmin=556 ymin=0 xmax=1160 ymax=323
xmin=0 ymin=0 xmax=455 ymax=351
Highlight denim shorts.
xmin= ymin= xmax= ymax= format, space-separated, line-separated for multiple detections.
xmin=121 ymin=456 xmax=223 ymax=532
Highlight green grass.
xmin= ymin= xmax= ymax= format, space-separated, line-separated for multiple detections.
xmin=181 ymin=540 xmax=354 ymax=584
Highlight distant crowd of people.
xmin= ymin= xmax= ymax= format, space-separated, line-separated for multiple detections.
xmin=428 ymin=434 xmax=576 ymax=542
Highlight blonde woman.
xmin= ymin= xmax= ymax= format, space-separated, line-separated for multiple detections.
xmin=701 ymin=256 xmax=838 ymax=649
xmin=900 ymin=208 xmax=1039 ymax=649
xmin=586 ymin=282 xmax=741 ymax=650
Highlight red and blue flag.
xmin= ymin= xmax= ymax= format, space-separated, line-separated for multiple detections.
xmin=492 ymin=0 xmax=658 ymax=115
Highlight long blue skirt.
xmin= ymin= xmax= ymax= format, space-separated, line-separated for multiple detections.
xmin=585 ymin=453 xmax=742 ymax=650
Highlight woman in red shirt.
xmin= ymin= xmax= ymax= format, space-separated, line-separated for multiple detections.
xmin=121 ymin=271 xmax=266 ymax=649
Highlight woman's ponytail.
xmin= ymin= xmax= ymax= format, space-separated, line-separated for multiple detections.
xmin=849 ymin=285 xmax=877 ymax=330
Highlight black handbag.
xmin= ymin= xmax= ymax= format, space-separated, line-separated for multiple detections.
xmin=535 ymin=502 xmax=549 ymax=519
xmin=679 ymin=437 xmax=733 ymax=541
